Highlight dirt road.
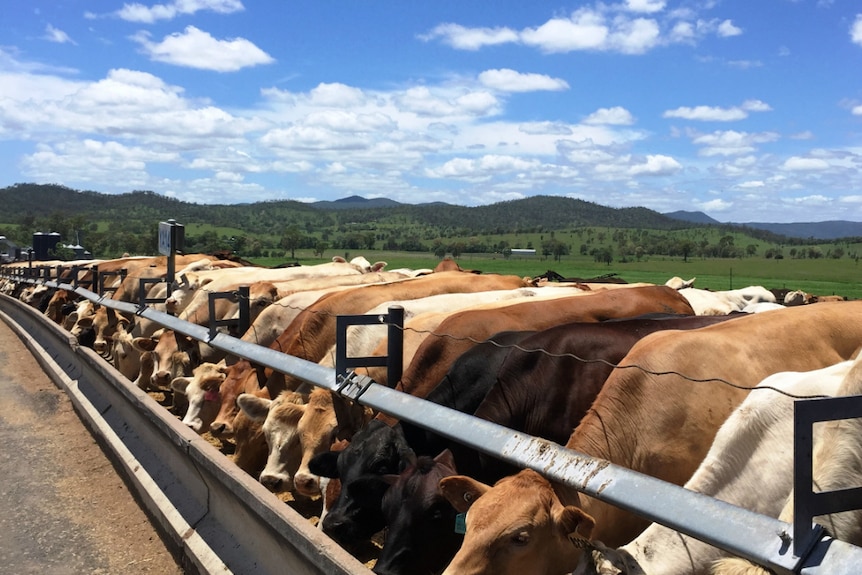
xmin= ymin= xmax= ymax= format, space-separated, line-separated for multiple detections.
xmin=0 ymin=316 xmax=185 ymax=575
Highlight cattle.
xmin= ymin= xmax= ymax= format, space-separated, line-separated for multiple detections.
xmin=405 ymin=313 xmax=742 ymax=485
xmin=165 ymin=256 xmax=383 ymax=316
xmin=436 ymin=300 xmax=862 ymax=574
xmin=43 ymin=288 xmax=78 ymax=325
xmin=571 ymin=358 xmax=854 ymax=575
xmin=239 ymin=271 xmax=415 ymax=349
xmin=235 ymin=389 xmax=311 ymax=489
xmin=676 ymin=285 xmax=776 ymax=315
xmin=313 ymin=314 xmax=740 ymax=569
xmin=267 ymin=271 xmax=532 ymax=392
xmin=132 ymin=329 xmax=207 ymax=414
xmin=279 ymin=287 xmax=597 ymax=504
xmin=308 ymin=419 xmax=414 ymax=548
xmin=237 ymin=387 xmax=340 ymax=493
xmin=374 ymin=449 xmax=461 ymax=575
xmin=712 ymin=358 xmax=862 ymax=575
xmin=170 ymin=362 xmax=230 ymax=433
xmin=664 ymin=276 xmax=696 ymax=289
xmin=204 ymin=358 xmax=266 ymax=440
xmin=441 ymin=468 xmax=596 ymax=575
xmin=394 ymin=285 xmax=695 ymax=403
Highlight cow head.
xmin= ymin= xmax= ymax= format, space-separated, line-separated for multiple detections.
xmin=308 ymin=419 xmax=415 ymax=548
xmin=293 ymin=391 xmax=374 ymax=498
xmin=374 ymin=449 xmax=462 ymax=575
xmin=438 ymin=469 xmax=595 ymax=575
xmin=237 ymin=390 xmax=309 ymax=493
xmin=209 ymin=360 xmax=264 ymax=439
xmin=171 ymin=362 xmax=230 ymax=434
xmin=133 ymin=330 xmax=201 ymax=390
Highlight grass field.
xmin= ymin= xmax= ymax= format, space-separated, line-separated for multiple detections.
xmin=251 ymin=250 xmax=862 ymax=300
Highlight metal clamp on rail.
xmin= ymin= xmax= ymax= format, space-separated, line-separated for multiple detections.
xmin=334 ymin=370 xmax=375 ymax=402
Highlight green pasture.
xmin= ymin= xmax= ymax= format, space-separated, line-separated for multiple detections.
xmin=250 ymin=249 xmax=862 ymax=300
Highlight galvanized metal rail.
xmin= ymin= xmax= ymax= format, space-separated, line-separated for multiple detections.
xmin=3 ymin=269 xmax=862 ymax=574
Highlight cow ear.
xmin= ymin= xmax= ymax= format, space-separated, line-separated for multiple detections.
xmin=132 ymin=336 xmax=157 ymax=353
xmin=382 ymin=474 xmax=400 ymax=486
xmin=434 ymin=449 xmax=457 ymax=472
xmin=371 ymin=261 xmax=387 ymax=272
xmin=76 ymin=316 xmax=94 ymax=328
xmin=308 ymin=451 xmax=341 ymax=479
xmin=171 ymin=377 xmax=192 ymax=395
xmin=556 ymin=505 xmax=596 ymax=542
xmin=237 ymin=393 xmax=272 ymax=422
xmin=331 ymin=256 xmax=346 ymax=263
xmin=438 ymin=476 xmax=490 ymax=513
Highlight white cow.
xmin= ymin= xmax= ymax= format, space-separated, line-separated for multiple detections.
xmin=677 ymin=286 xmax=776 ymax=315
xmin=572 ymin=358 xmax=857 ymax=575
xmin=713 ymin=357 xmax=862 ymax=575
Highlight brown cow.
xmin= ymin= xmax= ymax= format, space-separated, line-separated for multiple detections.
xmin=394 ymin=284 xmax=695 ymax=403
xmin=439 ymin=301 xmax=862 ymax=575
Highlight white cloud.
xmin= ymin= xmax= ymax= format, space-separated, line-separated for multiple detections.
xmin=781 ymin=194 xmax=830 ymax=206
xmin=424 ymin=3 xmax=738 ymax=55
xmin=518 ymin=121 xmax=573 ymax=136
xmin=696 ymin=198 xmax=733 ymax=212
xmin=628 ymin=154 xmax=682 ymax=175
xmin=130 ymin=26 xmax=274 ymax=72
xmin=115 ymin=0 xmax=244 ymax=23
xmin=741 ymin=99 xmax=772 ymax=112
xmin=692 ymin=130 xmax=779 ymax=156
xmin=853 ymin=105 xmax=862 ymax=116
xmin=584 ymin=106 xmax=635 ymax=125
xmin=418 ymin=23 xmax=518 ymax=50
xmin=521 ymin=10 xmax=610 ymax=53
xmin=624 ymin=0 xmax=666 ymax=14
xmin=307 ymin=82 xmax=366 ymax=107
xmin=44 ymin=24 xmax=75 ymax=45
xmin=669 ymin=21 xmax=695 ymax=43
xmin=736 ymin=180 xmax=765 ymax=189
xmin=665 ymin=105 xmax=746 ymax=121
xmin=717 ymin=19 xmax=743 ymax=37
xmin=478 ymin=69 xmax=569 ymax=92
xmin=852 ymin=14 xmax=862 ymax=46
xmin=663 ymin=100 xmax=771 ymax=121
xmin=782 ymin=157 xmax=830 ymax=171
xmin=20 ymin=139 xmax=179 ymax=183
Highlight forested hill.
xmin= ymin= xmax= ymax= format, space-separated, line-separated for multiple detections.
xmin=1 ymin=183 xmax=691 ymax=235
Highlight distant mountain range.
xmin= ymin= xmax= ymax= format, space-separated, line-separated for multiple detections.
xmin=1 ymin=184 xmax=858 ymax=241
xmin=319 ymin=199 xmax=861 ymax=241
xmin=662 ymin=210 xmax=862 ymax=240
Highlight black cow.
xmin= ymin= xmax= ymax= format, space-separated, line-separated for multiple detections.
xmin=399 ymin=330 xmax=536 ymax=459
xmin=374 ymin=449 xmax=461 ymax=575
xmin=308 ymin=419 xmax=414 ymax=547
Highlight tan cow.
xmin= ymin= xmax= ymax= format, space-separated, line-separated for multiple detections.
xmin=170 ymin=361 xmax=230 ymax=433
xmin=439 ymin=301 xmax=862 ymax=575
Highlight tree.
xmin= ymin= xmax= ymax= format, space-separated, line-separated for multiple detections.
xmin=679 ymin=239 xmax=694 ymax=263
xmin=746 ymin=244 xmax=757 ymax=257
xmin=280 ymin=225 xmax=303 ymax=259
xmin=313 ymin=240 xmax=329 ymax=258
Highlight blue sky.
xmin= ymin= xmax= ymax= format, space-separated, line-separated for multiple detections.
xmin=2 ymin=1 xmax=862 ymax=223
